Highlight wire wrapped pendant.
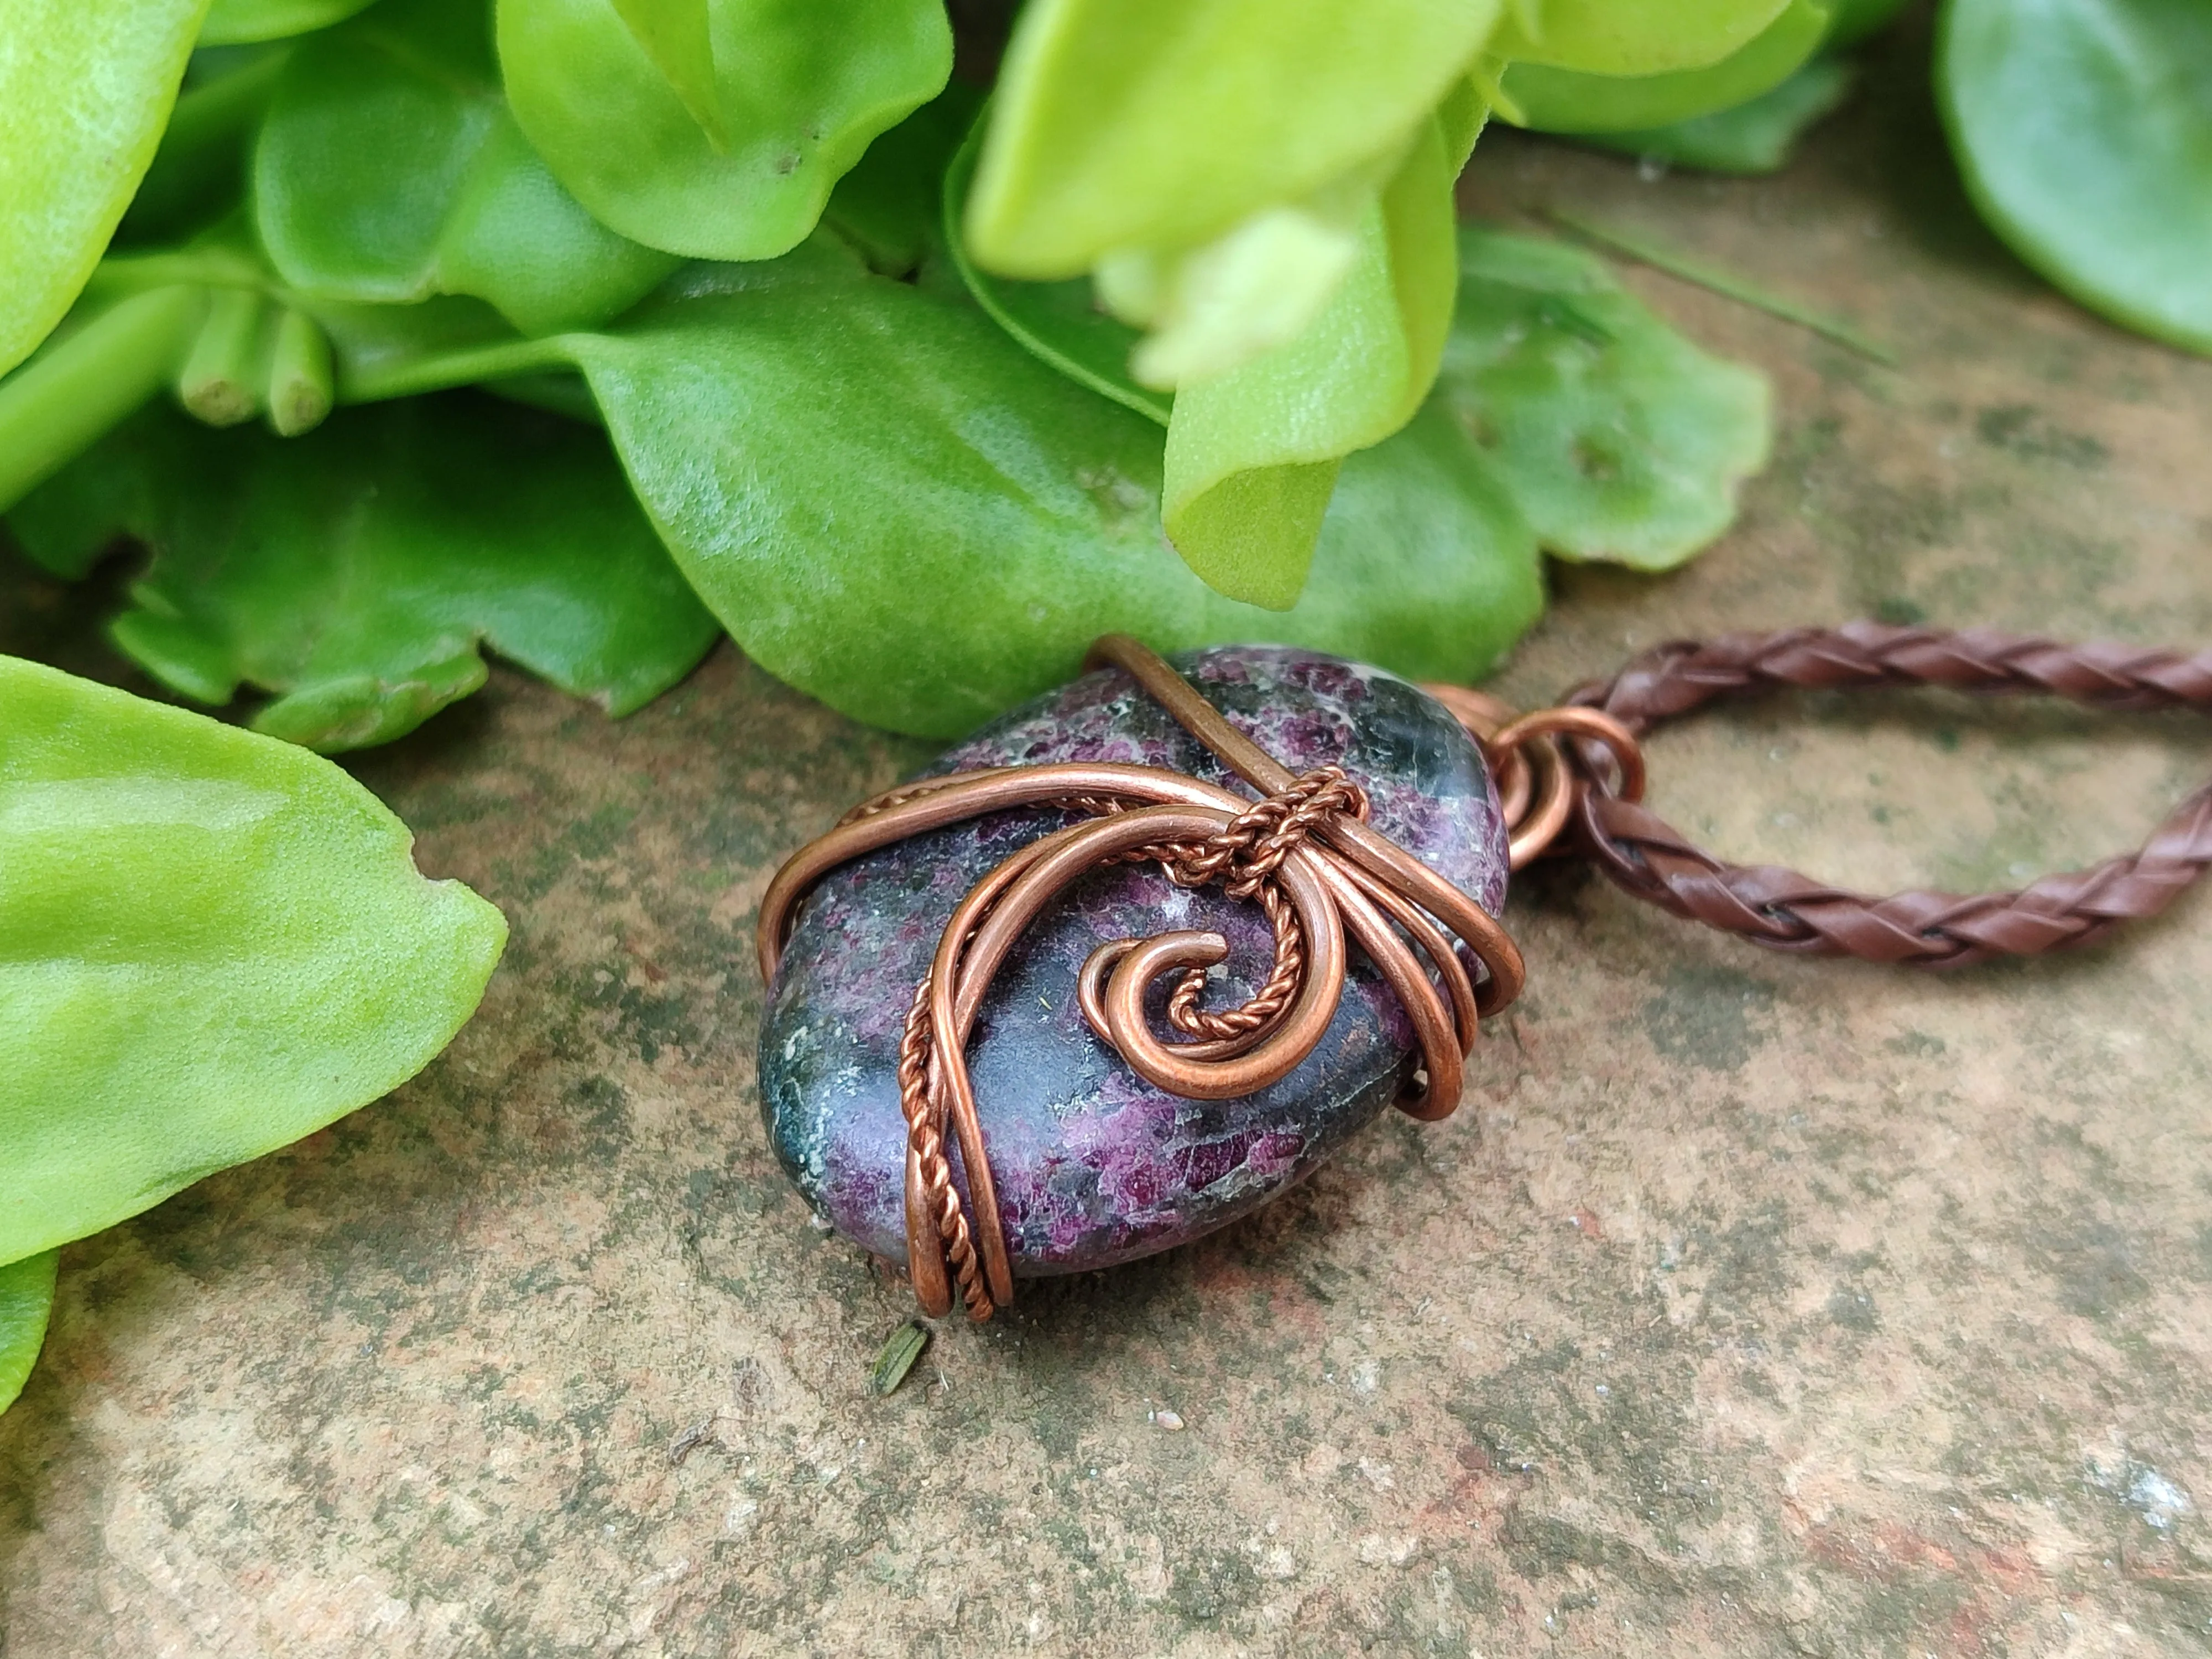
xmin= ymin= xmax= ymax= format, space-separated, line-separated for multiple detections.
xmin=758 ymin=622 xmax=2212 ymax=1322
xmin=757 ymin=638 xmax=1526 ymax=1319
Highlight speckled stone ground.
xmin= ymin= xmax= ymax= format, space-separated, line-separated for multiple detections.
xmin=8 ymin=23 xmax=2212 ymax=1657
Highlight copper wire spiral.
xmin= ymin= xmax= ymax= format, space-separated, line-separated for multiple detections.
xmin=756 ymin=637 xmax=1529 ymax=1321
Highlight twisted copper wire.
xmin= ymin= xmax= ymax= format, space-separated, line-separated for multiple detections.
xmin=893 ymin=975 xmax=990 ymax=1319
xmin=757 ymin=637 xmax=1525 ymax=1321
xmin=1108 ymin=766 xmax=1367 ymax=1041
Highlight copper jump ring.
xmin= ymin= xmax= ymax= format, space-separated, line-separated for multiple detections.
xmin=1422 ymin=684 xmax=1646 ymax=868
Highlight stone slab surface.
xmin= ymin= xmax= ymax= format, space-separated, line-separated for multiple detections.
xmin=8 ymin=27 xmax=2212 ymax=1657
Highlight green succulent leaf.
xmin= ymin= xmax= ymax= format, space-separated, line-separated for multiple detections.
xmin=1265 ymin=398 xmax=1543 ymax=681
xmin=9 ymin=394 xmax=719 ymax=750
xmin=154 ymin=220 xmax=1762 ymax=734
xmin=0 ymin=655 xmax=507 ymax=1267
xmin=868 ymin=1319 xmax=931 ymax=1396
xmin=1097 ymin=170 xmax=1382 ymax=393
xmin=584 ymin=261 xmax=1541 ymax=732
xmin=823 ymin=83 xmax=981 ymax=276
xmin=606 ymin=0 xmax=726 ymax=143
xmin=1437 ymin=226 xmax=1771 ymax=568
xmin=943 ymin=117 xmax=1168 ymax=424
xmin=1501 ymin=0 xmax=1829 ymax=134
xmin=1489 ymin=0 xmax=1792 ymax=75
xmin=0 ymin=0 xmax=212 ymax=378
xmin=967 ymin=0 xmax=1503 ymax=280
xmin=330 ymin=241 xmax=1540 ymax=735
xmin=496 ymin=0 xmax=952 ymax=261
xmin=1938 ymin=0 xmax=2212 ymax=355
xmin=0 ymin=1251 xmax=59 ymax=1416
xmin=1159 ymin=111 xmax=1460 ymax=609
xmin=953 ymin=267 xmax=1171 ymax=427
xmin=254 ymin=0 xmax=680 ymax=336
xmin=560 ymin=248 xmax=1187 ymax=733
xmin=1576 ymin=56 xmax=1855 ymax=174
xmin=201 ymin=0 xmax=375 ymax=42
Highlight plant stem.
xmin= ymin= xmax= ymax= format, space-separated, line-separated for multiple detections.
xmin=264 ymin=309 xmax=334 ymax=437
xmin=85 ymin=247 xmax=269 ymax=298
xmin=0 ymin=288 xmax=206 ymax=514
xmin=178 ymin=288 xmax=269 ymax=426
xmin=338 ymin=337 xmax=577 ymax=404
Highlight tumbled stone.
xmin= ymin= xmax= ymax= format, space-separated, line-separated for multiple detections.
xmin=759 ymin=645 xmax=1509 ymax=1276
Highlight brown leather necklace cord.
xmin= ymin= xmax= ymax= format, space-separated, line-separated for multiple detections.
xmin=1546 ymin=623 xmax=2212 ymax=967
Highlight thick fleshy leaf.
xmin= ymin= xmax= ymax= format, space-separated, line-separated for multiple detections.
xmin=496 ymin=0 xmax=951 ymax=260
xmin=254 ymin=0 xmax=679 ymax=335
xmin=823 ymin=84 xmax=981 ymax=276
xmin=1488 ymin=0 xmax=1791 ymax=75
xmin=0 ymin=0 xmax=211 ymax=378
xmin=1577 ymin=56 xmax=1855 ymax=174
xmin=1437 ymin=75 xmax=1492 ymax=170
xmin=0 ymin=1250 xmax=58 ymax=1415
xmin=1101 ymin=209 xmax=1367 ymax=393
xmin=351 ymin=243 xmax=1538 ymax=734
xmin=9 ymin=395 xmax=718 ymax=751
xmin=1502 ymin=0 xmax=1828 ymax=134
xmin=1084 ymin=81 xmax=1488 ymax=400
xmin=1099 ymin=158 xmax=1403 ymax=394
xmin=592 ymin=276 xmax=1540 ymax=731
xmin=942 ymin=117 xmax=1168 ymax=424
xmin=1435 ymin=226 xmax=1770 ymax=568
xmin=606 ymin=0 xmax=724 ymax=142
xmin=967 ymin=0 xmax=1501 ymax=279
xmin=201 ymin=0 xmax=374 ymax=41
xmin=1159 ymin=113 xmax=1459 ymax=608
xmin=563 ymin=251 xmax=1187 ymax=732
xmin=1262 ymin=398 xmax=1543 ymax=680
xmin=0 ymin=656 xmax=507 ymax=1265
xmin=1938 ymin=0 xmax=2212 ymax=354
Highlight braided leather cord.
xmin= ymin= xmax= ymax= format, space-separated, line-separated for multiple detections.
xmin=1561 ymin=623 xmax=2212 ymax=967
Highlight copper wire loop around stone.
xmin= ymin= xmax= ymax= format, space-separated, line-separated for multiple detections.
xmin=755 ymin=636 xmax=1526 ymax=1322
